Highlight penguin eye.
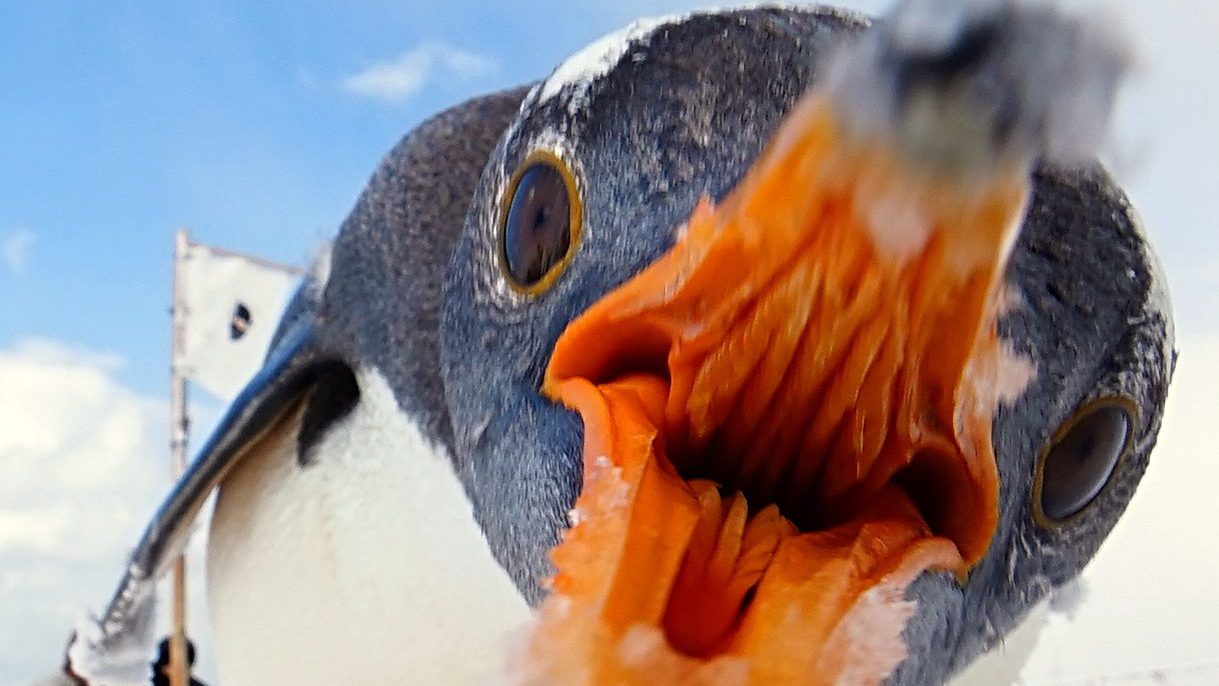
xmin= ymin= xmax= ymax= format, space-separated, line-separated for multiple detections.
xmin=499 ymin=151 xmax=582 ymax=294
xmin=1035 ymin=398 xmax=1136 ymax=524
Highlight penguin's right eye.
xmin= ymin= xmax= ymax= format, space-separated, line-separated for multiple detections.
xmin=1033 ymin=397 xmax=1136 ymax=525
xmin=499 ymin=151 xmax=582 ymax=294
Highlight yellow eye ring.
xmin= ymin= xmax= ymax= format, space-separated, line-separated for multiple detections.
xmin=498 ymin=150 xmax=583 ymax=296
xmin=1031 ymin=395 xmax=1138 ymax=528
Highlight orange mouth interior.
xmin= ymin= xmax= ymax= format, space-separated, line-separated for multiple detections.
xmin=514 ymin=94 xmax=1033 ymax=685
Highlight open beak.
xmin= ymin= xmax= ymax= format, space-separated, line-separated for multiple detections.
xmin=516 ymin=87 xmax=1034 ymax=683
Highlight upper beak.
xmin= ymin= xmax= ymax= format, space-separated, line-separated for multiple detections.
xmin=515 ymin=89 xmax=1034 ymax=683
xmin=68 ymin=320 xmax=331 ymax=671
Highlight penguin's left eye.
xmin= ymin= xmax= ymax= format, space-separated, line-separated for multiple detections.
xmin=1034 ymin=397 xmax=1136 ymax=524
xmin=499 ymin=151 xmax=582 ymax=294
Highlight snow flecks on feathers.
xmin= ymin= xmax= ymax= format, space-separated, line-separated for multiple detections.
xmin=535 ymin=15 xmax=683 ymax=117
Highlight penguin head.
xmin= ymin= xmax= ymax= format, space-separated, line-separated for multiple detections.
xmin=439 ymin=2 xmax=1172 ymax=683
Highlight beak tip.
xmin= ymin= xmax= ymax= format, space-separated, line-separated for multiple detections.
xmin=827 ymin=0 xmax=1129 ymax=175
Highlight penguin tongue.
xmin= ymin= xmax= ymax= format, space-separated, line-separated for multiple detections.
xmin=517 ymin=93 xmax=1034 ymax=685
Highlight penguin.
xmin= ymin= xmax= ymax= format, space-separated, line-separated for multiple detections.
xmin=63 ymin=1 xmax=1174 ymax=685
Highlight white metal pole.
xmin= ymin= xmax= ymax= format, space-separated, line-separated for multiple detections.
xmin=168 ymin=228 xmax=190 ymax=686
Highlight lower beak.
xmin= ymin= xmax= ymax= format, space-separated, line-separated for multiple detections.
xmin=518 ymin=90 xmax=1033 ymax=683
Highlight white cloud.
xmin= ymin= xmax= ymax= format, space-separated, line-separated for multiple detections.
xmin=0 ymin=339 xmax=169 ymax=682
xmin=341 ymin=42 xmax=497 ymax=103
xmin=1 ymin=229 xmax=35 ymax=275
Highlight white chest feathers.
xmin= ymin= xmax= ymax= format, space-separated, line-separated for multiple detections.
xmin=207 ymin=368 xmax=530 ymax=685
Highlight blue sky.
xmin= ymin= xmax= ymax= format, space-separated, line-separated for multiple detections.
xmin=2 ymin=1 xmax=1217 ymax=685
xmin=0 ymin=0 xmax=755 ymax=397
xmin=3 ymin=0 xmax=1216 ymax=401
